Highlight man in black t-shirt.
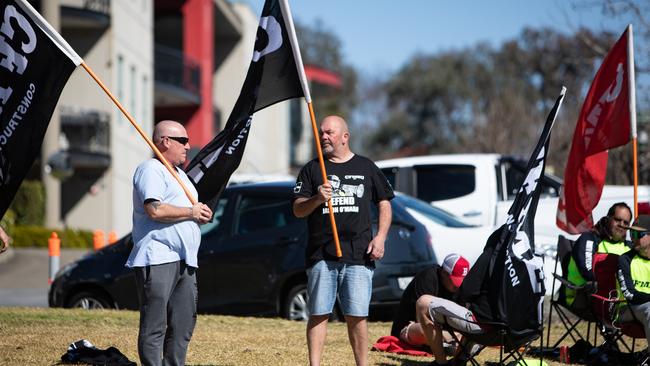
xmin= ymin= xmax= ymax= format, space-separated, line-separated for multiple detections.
xmin=293 ymin=115 xmax=394 ymax=366
xmin=391 ymin=254 xmax=470 ymax=349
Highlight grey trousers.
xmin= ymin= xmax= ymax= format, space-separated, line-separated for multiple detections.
xmin=619 ymin=301 xmax=650 ymax=346
xmin=428 ymin=297 xmax=484 ymax=334
xmin=135 ymin=261 xmax=198 ymax=366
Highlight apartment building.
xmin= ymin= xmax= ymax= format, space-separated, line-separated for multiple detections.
xmin=37 ymin=0 xmax=328 ymax=236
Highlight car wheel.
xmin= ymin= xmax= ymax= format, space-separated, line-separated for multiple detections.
xmin=283 ymin=284 xmax=309 ymax=321
xmin=67 ymin=291 xmax=112 ymax=309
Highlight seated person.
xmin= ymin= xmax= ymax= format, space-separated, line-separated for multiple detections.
xmin=617 ymin=214 xmax=650 ymax=346
xmin=566 ymin=202 xmax=632 ymax=306
xmin=390 ymin=254 xmax=470 ymax=351
xmin=413 ymin=256 xmax=485 ymax=366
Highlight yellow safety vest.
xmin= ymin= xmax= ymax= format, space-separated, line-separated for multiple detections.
xmin=630 ymin=255 xmax=650 ymax=295
xmin=566 ymin=239 xmax=630 ymax=306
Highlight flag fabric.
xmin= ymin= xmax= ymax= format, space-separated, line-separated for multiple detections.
xmin=0 ymin=0 xmax=82 ymax=217
xmin=557 ymin=28 xmax=631 ymax=234
xmin=460 ymin=89 xmax=565 ymax=334
xmin=186 ymin=0 xmax=304 ymax=207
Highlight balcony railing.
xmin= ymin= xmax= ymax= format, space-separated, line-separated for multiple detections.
xmin=60 ymin=106 xmax=110 ymax=155
xmin=155 ymin=44 xmax=201 ymax=102
xmin=60 ymin=0 xmax=111 ymax=29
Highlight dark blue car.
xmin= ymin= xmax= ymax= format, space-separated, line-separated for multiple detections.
xmin=49 ymin=181 xmax=438 ymax=320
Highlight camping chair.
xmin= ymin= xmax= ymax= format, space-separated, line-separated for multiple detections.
xmin=545 ymin=235 xmax=599 ymax=349
xmin=445 ymin=316 xmax=544 ymax=366
xmin=590 ymin=253 xmax=646 ymax=354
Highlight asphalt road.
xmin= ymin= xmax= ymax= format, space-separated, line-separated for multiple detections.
xmin=0 ymin=248 xmax=88 ymax=307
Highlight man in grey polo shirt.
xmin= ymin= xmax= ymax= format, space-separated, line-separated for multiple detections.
xmin=127 ymin=120 xmax=212 ymax=366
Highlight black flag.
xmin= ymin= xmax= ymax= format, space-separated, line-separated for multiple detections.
xmin=0 ymin=0 xmax=82 ymax=217
xmin=459 ymin=88 xmax=566 ymax=334
xmin=186 ymin=0 xmax=305 ymax=206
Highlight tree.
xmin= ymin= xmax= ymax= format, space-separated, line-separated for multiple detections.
xmin=364 ymin=27 xmax=617 ymax=179
xmin=294 ymin=20 xmax=358 ymax=119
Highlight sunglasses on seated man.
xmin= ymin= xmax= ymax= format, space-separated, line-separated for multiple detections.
xmin=631 ymin=230 xmax=650 ymax=240
xmin=162 ymin=136 xmax=189 ymax=145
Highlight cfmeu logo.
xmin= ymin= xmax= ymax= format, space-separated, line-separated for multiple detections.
xmin=584 ymin=63 xmax=625 ymax=150
xmin=253 ymin=16 xmax=282 ymax=62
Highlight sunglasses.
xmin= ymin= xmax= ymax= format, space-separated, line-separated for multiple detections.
xmin=162 ymin=136 xmax=189 ymax=145
xmin=631 ymin=230 xmax=650 ymax=240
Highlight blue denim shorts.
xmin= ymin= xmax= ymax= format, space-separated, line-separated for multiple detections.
xmin=306 ymin=260 xmax=374 ymax=317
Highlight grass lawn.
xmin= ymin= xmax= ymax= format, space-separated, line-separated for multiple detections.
xmin=0 ymin=307 xmax=606 ymax=365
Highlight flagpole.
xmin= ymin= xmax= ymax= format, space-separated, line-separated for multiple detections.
xmin=80 ymin=63 xmax=198 ymax=205
xmin=280 ymin=0 xmax=342 ymax=257
xmin=627 ymin=24 xmax=638 ymax=218
xmin=307 ymin=102 xmax=343 ymax=257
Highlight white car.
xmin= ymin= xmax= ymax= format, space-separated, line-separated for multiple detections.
xmin=394 ymin=192 xmax=493 ymax=267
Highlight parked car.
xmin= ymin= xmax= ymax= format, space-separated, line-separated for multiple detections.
xmin=394 ymin=193 xmax=493 ymax=266
xmin=49 ymin=182 xmax=480 ymax=320
xmin=376 ymin=153 xmax=650 ymax=254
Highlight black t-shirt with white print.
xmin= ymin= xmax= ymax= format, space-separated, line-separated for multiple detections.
xmin=293 ymin=154 xmax=394 ymax=268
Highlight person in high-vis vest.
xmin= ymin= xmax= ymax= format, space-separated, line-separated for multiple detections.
xmin=565 ymin=202 xmax=633 ymax=306
xmin=617 ymin=214 xmax=650 ymax=348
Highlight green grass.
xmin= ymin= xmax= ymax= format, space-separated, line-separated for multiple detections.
xmin=0 ymin=307 xmax=603 ymax=365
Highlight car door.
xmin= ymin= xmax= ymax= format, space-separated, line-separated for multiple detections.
xmin=206 ymin=188 xmax=304 ymax=315
xmin=196 ymin=194 xmax=234 ymax=311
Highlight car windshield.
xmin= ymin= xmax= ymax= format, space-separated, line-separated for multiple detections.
xmin=396 ymin=193 xmax=473 ymax=228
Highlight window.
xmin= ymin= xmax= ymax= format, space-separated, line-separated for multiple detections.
xmin=130 ymin=65 xmax=137 ymax=123
xmin=397 ymin=194 xmax=473 ymax=228
xmin=116 ymin=55 xmax=124 ymax=124
xmin=380 ymin=167 xmax=397 ymax=189
xmin=502 ymin=160 xmax=559 ymax=200
xmin=200 ymin=198 xmax=229 ymax=235
xmin=415 ymin=164 xmax=476 ymax=202
xmin=289 ymin=99 xmax=303 ymax=166
xmin=142 ymin=75 xmax=148 ymax=134
xmin=234 ymin=196 xmax=298 ymax=235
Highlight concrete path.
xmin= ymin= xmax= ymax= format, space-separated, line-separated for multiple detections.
xmin=0 ymin=248 xmax=88 ymax=307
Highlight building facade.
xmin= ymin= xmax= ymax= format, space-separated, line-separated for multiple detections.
xmin=37 ymin=0 xmax=319 ymax=236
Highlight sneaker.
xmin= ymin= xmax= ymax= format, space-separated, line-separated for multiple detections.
xmin=458 ymin=342 xmax=483 ymax=358
xmin=443 ymin=341 xmax=458 ymax=356
xmin=469 ymin=343 xmax=484 ymax=357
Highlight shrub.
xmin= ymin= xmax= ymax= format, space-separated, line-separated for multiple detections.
xmin=1 ymin=209 xmax=16 ymax=238
xmin=12 ymin=225 xmax=93 ymax=248
xmin=10 ymin=180 xmax=45 ymax=225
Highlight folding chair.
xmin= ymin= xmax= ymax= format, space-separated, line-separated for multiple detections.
xmin=590 ymin=253 xmax=646 ymax=354
xmin=445 ymin=316 xmax=544 ymax=366
xmin=546 ymin=235 xmax=599 ymax=348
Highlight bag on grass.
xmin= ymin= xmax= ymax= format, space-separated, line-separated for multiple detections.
xmin=61 ymin=339 xmax=136 ymax=366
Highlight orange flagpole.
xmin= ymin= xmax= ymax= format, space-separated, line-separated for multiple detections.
xmin=80 ymin=63 xmax=197 ymax=205
xmin=307 ymin=102 xmax=342 ymax=257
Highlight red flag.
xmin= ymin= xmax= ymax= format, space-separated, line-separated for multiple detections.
xmin=557 ymin=28 xmax=631 ymax=234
